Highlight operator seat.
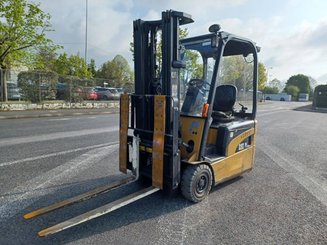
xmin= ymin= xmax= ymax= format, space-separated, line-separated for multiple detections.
xmin=212 ymin=84 xmax=237 ymax=123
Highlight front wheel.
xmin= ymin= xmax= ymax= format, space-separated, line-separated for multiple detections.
xmin=181 ymin=164 xmax=213 ymax=203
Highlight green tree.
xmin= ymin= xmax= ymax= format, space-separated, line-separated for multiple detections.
xmin=285 ymin=74 xmax=311 ymax=94
xmin=31 ymin=46 xmax=57 ymax=70
xmin=0 ymin=0 xmax=54 ymax=100
xmin=0 ymin=0 xmax=53 ymax=67
xmin=96 ymin=55 xmax=133 ymax=87
xmin=88 ymin=59 xmax=96 ymax=77
xmin=54 ymin=53 xmax=92 ymax=79
xmin=130 ymin=27 xmax=189 ymax=73
xmin=284 ymin=85 xmax=300 ymax=100
xmin=268 ymin=78 xmax=282 ymax=92
xmin=258 ymin=62 xmax=267 ymax=91
xmin=220 ymin=55 xmax=253 ymax=92
xmin=68 ymin=53 xmax=91 ymax=78
xmin=263 ymin=86 xmax=279 ymax=94
xmin=182 ymin=50 xmax=203 ymax=81
xmin=54 ymin=53 xmax=70 ymax=76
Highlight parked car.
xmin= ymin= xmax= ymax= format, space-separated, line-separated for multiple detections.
xmin=107 ymin=87 xmax=120 ymax=99
xmin=81 ymin=87 xmax=98 ymax=100
xmin=94 ymin=87 xmax=120 ymax=100
xmin=116 ymin=87 xmax=124 ymax=94
xmin=56 ymin=83 xmax=66 ymax=100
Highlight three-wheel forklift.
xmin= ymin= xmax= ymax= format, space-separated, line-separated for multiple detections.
xmin=24 ymin=10 xmax=260 ymax=237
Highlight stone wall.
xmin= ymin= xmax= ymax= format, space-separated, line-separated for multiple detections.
xmin=0 ymin=101 xmax=120 ymax=111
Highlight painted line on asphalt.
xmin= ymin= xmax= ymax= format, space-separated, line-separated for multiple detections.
xmin=0 ymin=141 xmax=119 ymax=168
xmin=0 ymin=144 xmax=119 ymax=221
xmin=0 ymin=126 xmax=119 ymax=147
xmin=47 ymin=118 xmax=72 ymax=121
xmin=258 ymin=140 xmax=327 ymax=207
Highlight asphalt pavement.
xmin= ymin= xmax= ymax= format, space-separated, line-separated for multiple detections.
xmin=0 ymin=108 xmax=119 ymax=119
xmin=0 ymin=101 xmax=326 ymax=244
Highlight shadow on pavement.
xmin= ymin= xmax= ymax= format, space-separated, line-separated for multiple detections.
xmin=293 ymin=104 xmax=327 ymax=113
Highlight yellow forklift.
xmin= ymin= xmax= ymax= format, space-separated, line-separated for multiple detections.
xmin=24 ymin=10 xmax=260 ymax=236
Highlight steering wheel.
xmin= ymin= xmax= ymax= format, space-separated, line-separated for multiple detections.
xmin=188 ymin=78 xmax=210 ymax=90
xmin=212 ymin=111 xmax=228 ymax=118
xmin=189 ymin=78 xmax=203 ymax=87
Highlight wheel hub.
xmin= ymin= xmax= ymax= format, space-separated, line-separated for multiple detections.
xmin=197 ymin=175 xmax=207 ymax=192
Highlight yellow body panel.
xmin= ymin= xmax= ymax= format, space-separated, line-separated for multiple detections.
xmin=226 ymin=128 xmax=255 ymax=156
xmin=152 ymin=95 xmax=166 ymax=189
xmin=212 ymin=146 xmax=254 ymax=184
xmin=119 ymin=94 xmax=129 ymax=174
xmin=180 ymin=116 xmax=205 ymax=162
xmin=181 ymin=120 xmax=256 ymax=185
xmin=206 ymin=128 xmax=218 ymax=145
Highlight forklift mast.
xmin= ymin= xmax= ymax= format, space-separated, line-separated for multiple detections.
xmin=127 ymin=10 xmax=194 ymax=190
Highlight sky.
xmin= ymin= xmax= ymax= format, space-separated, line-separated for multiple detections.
xmin=39 ymin=0 xmax=327 ymax=85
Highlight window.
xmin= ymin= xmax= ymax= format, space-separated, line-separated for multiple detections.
xmin=217 ymin=53 xmax=254 ymax=114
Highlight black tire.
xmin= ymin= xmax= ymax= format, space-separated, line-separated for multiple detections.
xmin=103 ymin=95 xmax=108 ymax=100
xmin=181 ymin=164 xmax=213 ymax=203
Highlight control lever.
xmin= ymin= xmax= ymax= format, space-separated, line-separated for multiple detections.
xmin=238 ymin=102 xmax=248 ymax=113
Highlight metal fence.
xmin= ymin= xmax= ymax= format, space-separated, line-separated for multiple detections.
xmin=0 ymin=69 xmax=133 ymax=102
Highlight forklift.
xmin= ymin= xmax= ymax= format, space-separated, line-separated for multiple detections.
xmin=24 ymin=10 xmax=260 ymax=237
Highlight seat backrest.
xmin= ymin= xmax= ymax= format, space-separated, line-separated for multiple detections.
xmin=213 ymin=85 xmax=237 ymax=112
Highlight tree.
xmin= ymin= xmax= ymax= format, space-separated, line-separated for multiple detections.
xmin=130 ymin=27 xmax=189 ymax=74
xmin=31 ymin=46 xmax=57 ymax=71
xmin=88 ymin=59 xmax=96 ymax=77
xmin=0 ymin=0 xmax=54 ymax=100
xmin=54 ymin=53 xmax=92 ymax=79
xmin=263 ymin=86 xmax=279 ymax=94
xmin=285 ymin=74 xmax=311 ymax=94
xmin=96 ymin=55 xmax=133 ymax=87
xmin=308 ymin=76 xmax=317 ymax=89
xmin=268 ymin=78 xmax=282 ymax=92
xmin=220 ymin=55 xmax=253 ymax=92
xmin=284 ymin=85 xmax=300 ymax=100
xmin=258 ymin=63 xmax=267 ymax=91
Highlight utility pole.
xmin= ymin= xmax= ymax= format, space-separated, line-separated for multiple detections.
xmin=85 ymin=0 xmax=88 ymax=63
xmin=266 ymin=66 xmax=273 ymax=84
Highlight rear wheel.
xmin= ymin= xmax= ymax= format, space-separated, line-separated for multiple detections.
xmin=103 ymin=95 xmax=109 ymax=100
xmin=181 ymin=164 xmax=213 ymax=203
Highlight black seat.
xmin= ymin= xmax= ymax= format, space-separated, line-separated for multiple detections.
xmin=212 ymin=85 xmax=237 ymax=123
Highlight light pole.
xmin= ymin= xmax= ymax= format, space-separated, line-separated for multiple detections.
xmin=85 ymin=0 xmax=88 ymax=63
xmin=266 ymin=66 xmax=273 ymax=84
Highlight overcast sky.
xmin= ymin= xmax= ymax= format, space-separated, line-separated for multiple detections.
xmin=39 ymin=0 xmax=327 ymax=84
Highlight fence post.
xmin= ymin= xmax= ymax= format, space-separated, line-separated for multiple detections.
xmin=38 ymin=72 xmax=41 ymax=102
xmin=0 ymin=68 xmax=8 ymax=102
xmin=0 ymin=68 xmax=3 ymax=101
